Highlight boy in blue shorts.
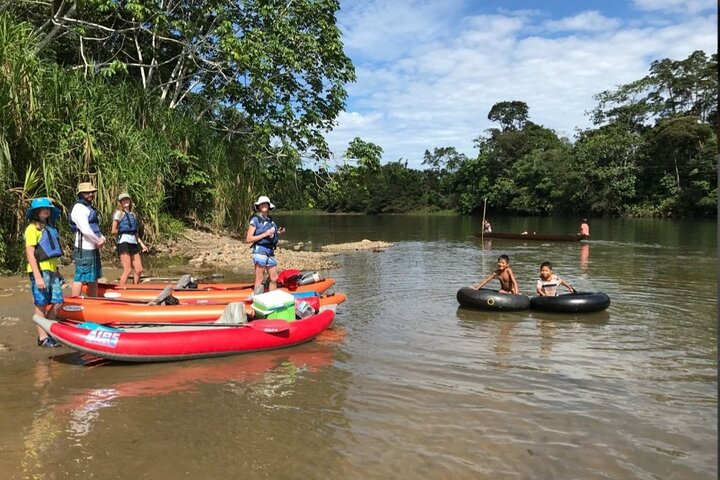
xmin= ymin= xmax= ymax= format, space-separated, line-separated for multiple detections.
xmin=25 ymin=197 xmax=64 ymax=347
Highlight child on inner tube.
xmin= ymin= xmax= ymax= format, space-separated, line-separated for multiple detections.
xmin=536 ymin=261 xmax=575 ymax=296
xmin=471 ymin=254 xmax=520 ymax=294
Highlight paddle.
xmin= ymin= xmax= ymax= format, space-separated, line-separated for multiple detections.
xmin=110 ymin=319 xmax=291 ymax=333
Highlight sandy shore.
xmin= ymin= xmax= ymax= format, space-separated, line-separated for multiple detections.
xmin=0 ymin=229 xmax=393 ymax=365
xmin=153 ymin=228 xmax=393 ymax=272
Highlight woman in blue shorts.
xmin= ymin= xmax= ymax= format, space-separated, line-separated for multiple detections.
xmin=24 ymin=197 xmax=64 ymax=348
xmin=245 ymin=196 xmax=285 ymax=294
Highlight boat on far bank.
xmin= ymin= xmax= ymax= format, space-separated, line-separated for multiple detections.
xmin=474 ymin=232 xmax=587 ymax=242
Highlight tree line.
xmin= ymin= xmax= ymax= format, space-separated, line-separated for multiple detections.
xmin=0 ymin=2 xmax=716 ymax=272
xmin=269 ymin=51 xmax=717 ymax=218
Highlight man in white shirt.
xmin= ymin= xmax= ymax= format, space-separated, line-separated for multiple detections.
xmin=69 ymin=182 xmax=106 ymax=296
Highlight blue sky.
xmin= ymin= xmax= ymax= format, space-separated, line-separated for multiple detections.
xmin=322 ymin=0 xmax=717 ymax=168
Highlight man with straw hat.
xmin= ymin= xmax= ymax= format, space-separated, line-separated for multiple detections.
xmin=69 ymin=182 xmax=106 ymax=297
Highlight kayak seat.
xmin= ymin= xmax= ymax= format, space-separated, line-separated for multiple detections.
xmin=174 ymin=274 xmax=194 ymax=289
xmin=147 ymin=286 xmax=175 ymax=306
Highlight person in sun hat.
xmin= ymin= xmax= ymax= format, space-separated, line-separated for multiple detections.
xmin=246 ymin=195 xmax=285 ymax=294
xmin=24 ymin=197 xmax=64 ymax=348
xmin=111 ymin=192 xmax=148 ymax=285
xmin=68 ymin=181 xmax=106 ymax=297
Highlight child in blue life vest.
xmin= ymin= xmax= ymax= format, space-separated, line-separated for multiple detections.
xmin=24 ymin=197 xmax=64 ymax=348
xmin=69 ymin=182 xmax=106 ymax=297
xmin=111 ymin=192 xmax=148 ymax=285
xmin=536 ymin=261 xmax=575 ymax=296
xmin=246 ymin=195 xmax=285 ymax=294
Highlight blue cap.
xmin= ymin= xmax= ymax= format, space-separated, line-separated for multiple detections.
xmin=25 ymin=197 xmax=61 ymax=222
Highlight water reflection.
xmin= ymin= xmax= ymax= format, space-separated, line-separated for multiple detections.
xmin=456 ymin=307 xmax=611 ymax=362
xmin=21 ymin=361 xmax=64 ymax=478
xmin=60 ymin=345 xmax=336 ymax=435
xmin=580 ymin=243 xmax=589 ymax=273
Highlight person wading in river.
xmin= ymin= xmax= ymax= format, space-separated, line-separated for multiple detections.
xmin=246 ymin=196 xmax=285 ymax=294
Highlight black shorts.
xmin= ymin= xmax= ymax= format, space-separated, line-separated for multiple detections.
xmin=117 ymin=242 xmax=141 ymax=255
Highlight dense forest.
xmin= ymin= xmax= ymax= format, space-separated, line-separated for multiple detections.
xmin=0 ymin=2 xmax=717 ymax=271
xmin=276 ymin=51 xmax=717 ymax=218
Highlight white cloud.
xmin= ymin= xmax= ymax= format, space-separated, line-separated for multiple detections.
xmin=632 ymin=0 xmax=715 ymax=14
xmin=326 ymin=2 xmax=717 ymax=168
xmin=544 ymin=11 xmax=622 ymax=32
xmin=339 ymin=0 xmax=464 ymax=61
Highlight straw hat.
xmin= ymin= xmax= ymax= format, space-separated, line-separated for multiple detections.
xmin=254 ymin=195 xmax=275 ymax=210
xmin=76 ymin=182 xmax=97 ymax=194
xmin=25 ymin=197 xmax=61 ymax=222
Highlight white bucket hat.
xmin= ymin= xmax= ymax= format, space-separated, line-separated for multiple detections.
xmin=254 ymin=195 xmax=275 ymax=210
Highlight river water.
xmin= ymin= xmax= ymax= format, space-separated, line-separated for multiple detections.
xmin=1 ymin=215 xmax=716 ymax=479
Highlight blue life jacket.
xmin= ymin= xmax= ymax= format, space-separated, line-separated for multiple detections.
xmin=250 ymin=214 xmax=279 ymax=254
xmin=68 ymin=198 xmax=102 ymax=237
xmin=34 ymin=225 xmax=63 ymax=261
xmin=117 ymin=211 xmax=138 ymax=235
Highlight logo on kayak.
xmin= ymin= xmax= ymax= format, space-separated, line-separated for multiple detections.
xmin=85 ymin=330 xmax=120 ymax=348
xmin=103 ymin=292 xmax=121 ymax=298
xmin=62 ymin=305 xmax=84 ymax=312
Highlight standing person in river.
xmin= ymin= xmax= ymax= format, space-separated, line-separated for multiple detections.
xmin=111 ymin=192 xmax=148 ymax=285
xmin=69 ymin=182 xmax=106 ymax=297
xmin=24 ymin=197 xmax=64 ymax=348
xmin=246 ymin=196 xmax=285 ymax=294
xmin=579 ymin=218 xmax=590 ymax=237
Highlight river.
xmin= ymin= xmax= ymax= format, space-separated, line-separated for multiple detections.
xmin=1 ymin=215 xmax=716 ymax=479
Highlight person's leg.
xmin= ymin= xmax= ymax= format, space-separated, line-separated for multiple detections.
xmin=253 ymin=263 xmax=265 ymax=294
xmin=31 ymin=272 xmax=58 ymax=346
xmin=86 ymin=249 xmax=102 ymax=297
xmin=119 ymin=251 xmax=132 ymax=285
xmin=46 ymin=271 xmax=63 ymax=320
xmin=72 ymin=248 xmax=89 ymax=296
xmin=267 ymin=265 xmax=279 ymax=291
xmin=86 ymin=281 xmax=98 ymax=297
xmin=131 ymin=251 xmax=144 ymax=284
xmin=34 ymin=305 xmax=48 ymax=340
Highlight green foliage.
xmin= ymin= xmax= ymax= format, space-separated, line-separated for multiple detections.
xmin=0 ymin=7 xmax=355 ymax=270
xmin=157 ymin=212 xmax=185 ymax=241
xmin=10 ymin=0 xmax=355 ymax=157
xmin=487 ymin=101 xmax=529 ymax=131
xmin=591 ymin=50 xmax=718 ymax=128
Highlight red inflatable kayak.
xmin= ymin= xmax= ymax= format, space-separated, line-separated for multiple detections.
xmin=33 ymin=310 xmax=335 ymax=362
xmin=58 ymin=292 xmax=347 ymax=324
xmin=91 ymin=278 xmax=335 ymax=302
